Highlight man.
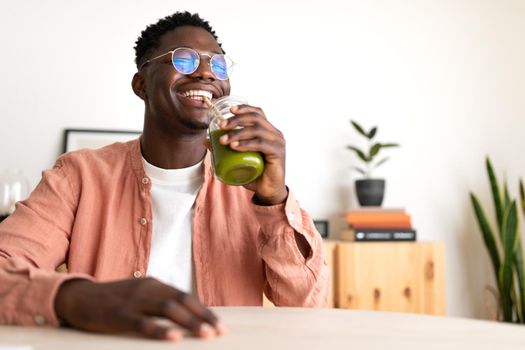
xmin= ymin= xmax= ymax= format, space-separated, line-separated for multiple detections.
xmin=0 ymin=12 xmax=329 ymax=341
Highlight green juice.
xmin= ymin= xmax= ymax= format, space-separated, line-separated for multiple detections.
xmin=209 ymin=129 xmax=264 ymax=186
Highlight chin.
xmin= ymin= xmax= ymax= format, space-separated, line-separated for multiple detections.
xmin=181 ymin=118 xmax=209 ymax=132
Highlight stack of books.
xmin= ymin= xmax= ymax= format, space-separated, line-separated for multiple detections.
xmin=340 ymin=207 xmax=416 ymax=242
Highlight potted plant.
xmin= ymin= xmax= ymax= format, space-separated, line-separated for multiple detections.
xmin=470 ymin=157 xmax=525 ymax=323
xmin=346 ymin=120 xmax=399 ymax=206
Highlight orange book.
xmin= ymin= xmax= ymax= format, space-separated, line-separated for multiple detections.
xmin=346 ymin=211 xmax=412 ymax=229
xmin=350 ymin=222 xmax=412 ymax=229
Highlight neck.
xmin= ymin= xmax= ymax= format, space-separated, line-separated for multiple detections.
xmin=141 ymin=124 xmax=207 ymax=169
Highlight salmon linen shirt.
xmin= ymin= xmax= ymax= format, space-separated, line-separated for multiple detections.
xmin=0 ymin=138 xmax=329 ymax=326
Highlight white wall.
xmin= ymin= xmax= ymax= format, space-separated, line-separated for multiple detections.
xmin=1 ymin=0 xmax=524 ymax=319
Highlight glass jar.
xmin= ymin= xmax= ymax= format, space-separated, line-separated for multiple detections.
xmin=208 ymin=96 xmax=265 ymax=186
xmin=0 ymin=169 xmax=30 ymax=222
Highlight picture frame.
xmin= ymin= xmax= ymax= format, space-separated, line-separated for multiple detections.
xmin=63 ymin=129 xmax=141 ymax=153
xmin=313 ymin=220 xmax=329 ymax=238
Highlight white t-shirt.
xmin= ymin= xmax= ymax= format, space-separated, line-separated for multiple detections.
xmin=142 ymin=157 xmax=204 ymax=293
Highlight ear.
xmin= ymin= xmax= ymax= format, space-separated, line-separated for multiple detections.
xmin=131 ymin=72 xmax=147 ymax=100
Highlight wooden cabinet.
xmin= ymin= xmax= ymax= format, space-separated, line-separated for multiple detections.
xmin=323 ymin=241 xmax=337 ymax=308
xmin=264 ymin=241 xmax=446 ymax=315
xmin=334 ymin=241 xmax=446 ymax=315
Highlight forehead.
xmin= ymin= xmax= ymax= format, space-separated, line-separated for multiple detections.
xmin=155 ymin=26 xmax=222 ymax=55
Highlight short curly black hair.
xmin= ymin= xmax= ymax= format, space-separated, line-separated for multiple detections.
xmin=134 ymin=11 xmax=223 ymax=69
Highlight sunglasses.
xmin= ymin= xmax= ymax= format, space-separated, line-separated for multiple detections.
xmin=139 ymin=47 xmax=234 ymax=80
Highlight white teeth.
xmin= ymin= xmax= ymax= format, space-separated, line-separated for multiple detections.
xmin=181 ymin=90 xmax=213 ymax=101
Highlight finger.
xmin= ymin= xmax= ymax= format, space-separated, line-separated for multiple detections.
xmin=221 ymin=133 xmax=285 ymax=160
xmin=229 ymin=138 xmax=283 ymax=157
xmin=222 ymin=114 xmax=273 ymax=131
xmin=230 ymin=104 xmax=266 ymax=117
xmin=220 ymin=126 xmax=283 ymax=147
xmin=174 ymin=293 xmax=227 ymax=334
xmin=146 ymin=299 xmax=217 ymax=339
xmin=140 ymin=280 xmax=226 ymax=335
xmin=117 ymin=311 xmax=184 ymax=341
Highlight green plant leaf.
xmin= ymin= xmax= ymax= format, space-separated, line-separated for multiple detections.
xmin=379 ymin=143 xmax=400 ymax=148
xmin=499 ymin=201 xmax=519 ymax=322
xmin=351 ymin=166 xmax=367 ymax=176
xmin=504 ymin=181 xmax=511 ymax=211
xmin=470 ymin=193 xmax=501 ymax=280
xmin=487 ymin=157 xmax=504 ymax=234
xmin=369 ymin=143 xmax=400 ymax=160
xmin=520 ymin=178 xmax=525 ymax=215
xmin=368 ymin=127 xmax=377 ymax=139
xmin=369 ymin=143 xmax=381 ymax=159
xmin=374 ymin=157 xmax=390 ymax=169
xmin=510 ymin=286 xmax=522 ymax=323
xmin=350 ymin=120 xmax=370 ymax=139
xmin=516 ymin=179 xmax=525 ymax=323
xmin=346 ymin=145 xmax=369 ymax=163
xmin=513 ymin=237 xmax=525 ymax=323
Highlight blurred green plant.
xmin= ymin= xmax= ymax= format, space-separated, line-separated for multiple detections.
xmin=470 ymin=157 xmax=525 ymax=323
xmin=346 ymin=120 xmax=399 ymax=178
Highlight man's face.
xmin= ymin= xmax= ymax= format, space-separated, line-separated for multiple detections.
xmin=141 ymin=26 xmax=231 ymax=133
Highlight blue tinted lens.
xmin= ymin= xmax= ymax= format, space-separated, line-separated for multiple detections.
xmin=211 ymin=55 xmax=229 ymax=80
xmin=172 ymin=49 xmax=199 ymax=74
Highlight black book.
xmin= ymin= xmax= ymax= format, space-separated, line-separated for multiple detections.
xmin=340 ymin=228 xmax=417 ymax=242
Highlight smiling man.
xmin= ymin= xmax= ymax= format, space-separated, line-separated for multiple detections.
xmin=0 ymin=12 xmax=329 ymax=341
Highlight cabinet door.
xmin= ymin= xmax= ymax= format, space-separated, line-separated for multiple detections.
xmin=335 ymin=242 xmax=446 ymax=315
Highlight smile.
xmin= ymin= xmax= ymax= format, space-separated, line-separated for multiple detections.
xmin=180 ymin=90 xmax=213 ymax=101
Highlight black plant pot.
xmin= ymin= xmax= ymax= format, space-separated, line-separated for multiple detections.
xmin=355 ymin=179 xmax=385 ymax=206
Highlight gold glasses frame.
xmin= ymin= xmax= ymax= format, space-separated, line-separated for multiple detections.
xmin=138 ymin=47 xmax=235 ymax=81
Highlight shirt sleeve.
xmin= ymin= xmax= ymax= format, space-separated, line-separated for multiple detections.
xmin=0 ymin=157 xmax=92 ymax=326
xmin=251 ymin=190 xmax=330 ymax=307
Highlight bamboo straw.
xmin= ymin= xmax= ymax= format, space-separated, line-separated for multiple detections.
xmin=203 ymin=96 xmax=224 ymax=123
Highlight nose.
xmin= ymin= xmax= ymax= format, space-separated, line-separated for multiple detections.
xmin=190 ymin=54 xmax=215 ymax=81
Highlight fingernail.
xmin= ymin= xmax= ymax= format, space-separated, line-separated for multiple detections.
xmin=216 ymin=322 xmax=228 ymax=335
xmin=220 ymin=134 xmax=228 ymax=143
xmin=199 ymin=324 xmax=215 ymax=339
xmin=220 ymin=120 xmax=228 ymax=128
xmin=166 ymin=329 xmax=183 ymax=341
xmin=230 ymin=141 xmax=239 ymax=148
xmin=230 ymin=106 xmax=239 ymax=112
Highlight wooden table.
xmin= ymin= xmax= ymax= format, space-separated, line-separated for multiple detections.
xmin=1 ymin=307 xmax=524 ymax=350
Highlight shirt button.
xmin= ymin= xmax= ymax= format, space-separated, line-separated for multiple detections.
xmin=133 ymin=271 xmax=142 ymax=278
xmin=34 ymin=314 xmax=46 ymax=325
xmin=289 ymin=212 xmax=295 ymax=223
xmin=139 ymin=217 xmax=147 ymax=226
xmin=142 ymin=177 xmax=149 ymax=185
